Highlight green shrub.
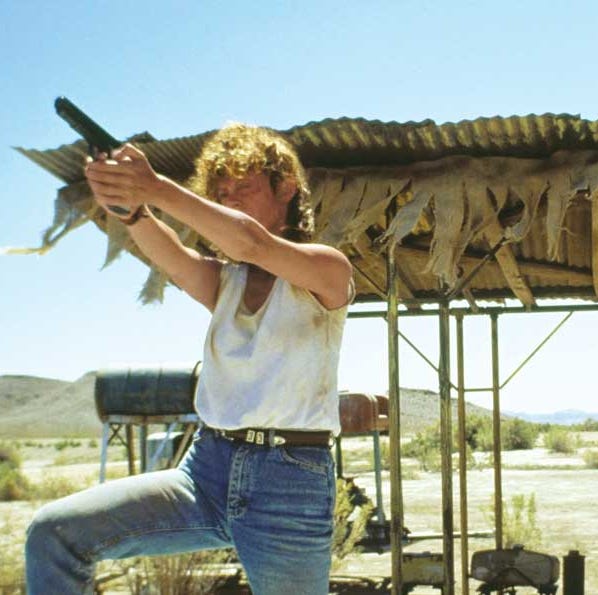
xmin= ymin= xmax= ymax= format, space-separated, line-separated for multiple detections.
xmin=402 ymin=424 xmax=442 ymax=472
xmin=0 ymin=442 xmax=21 ymax=469
xmin=574 ymin=418 xmax=598 ymax=432
xmin=544 ymin=426 xmax=577 ymax=454
xmin=502 ymin=418 xmax=539 ymax=451
xmin=396 ymin=416 xmax=539 ymax=470
xmin=403 ymin=418 xmax=498 ymax=471
xmin=0 ymin=462 xmax=30 ymax=501
xmin=484 ymin=493 xmax=542 ymax=549
xmin=504 ymin=493 xmax=542 ymax=548
xmin=583 ymin=449 xmax=598 ymax=469
xmin=463 ymin=415 xmax=494 ymax=452
xmin=54 ymin=439 xmax=82 ymax=451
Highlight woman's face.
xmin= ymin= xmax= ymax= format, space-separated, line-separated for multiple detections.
xmin=215 ymin=172 xmax=291 ymax=234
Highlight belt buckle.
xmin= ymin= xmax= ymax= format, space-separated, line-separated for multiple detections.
xmin=268 ymin=429 xmax=286 ymax=446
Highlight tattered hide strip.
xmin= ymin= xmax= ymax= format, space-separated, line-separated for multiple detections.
xmin=377 ymin=153 xmax=598 ymax=291
xmin=314 ymin=174 xmax=366 ymax=246
xmin=542 ymin=151 xmax=598 ymax=260
xmin=425 ymin=179 xmax=467 ymax=287
xmin=307 ymin=169 xmax=329 ymax=211
xmin=310 ymin=171 xmax=348 ymax=241
xmin=11 ymin=147 xmax=598 ymax=303
xmin=2 ymin=182 xmax=92 ymax=255
xmin=48 ymin=182 xmax=94 ymax=241
xmin=340 ymin=174 xmax=410 ymax=246
xmin=139 ymin=267 xmax=169 ymax=304
xmin=380 ymin=187 xmax=433 ymax=247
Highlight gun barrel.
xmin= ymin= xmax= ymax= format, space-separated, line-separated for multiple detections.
xmin=55 ymin=97 xmax=122 ymax=153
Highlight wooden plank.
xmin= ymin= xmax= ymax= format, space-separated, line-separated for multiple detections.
xmin=398 ymin=244 xmax=593 ymax=287
xmin=351 ymin=262 xmax=386 ymax=300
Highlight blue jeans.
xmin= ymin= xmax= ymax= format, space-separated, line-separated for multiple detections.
xmin=25 ymin=427 xmax=336 ymax=594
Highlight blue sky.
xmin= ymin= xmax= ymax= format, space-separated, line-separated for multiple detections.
xmin=2 ymin=0 xmax=598 ymax=413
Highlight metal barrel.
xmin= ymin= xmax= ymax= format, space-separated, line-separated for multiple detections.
xmin=94 ymin=362 xmax=201 ymax=420
xmin=563 ymin=550 xmax=585 ymax=595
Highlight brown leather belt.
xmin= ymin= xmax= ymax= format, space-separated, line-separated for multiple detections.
xmin=208 ymin=426 xmax=333 ymax=447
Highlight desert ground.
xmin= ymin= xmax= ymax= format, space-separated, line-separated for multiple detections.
xmin=1 ymin=436 xmax=597 ymax=594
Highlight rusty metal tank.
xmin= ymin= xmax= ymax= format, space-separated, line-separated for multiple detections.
xmin=94 ymin=362 xmax=201 ymax=421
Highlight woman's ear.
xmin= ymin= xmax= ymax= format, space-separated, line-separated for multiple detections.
xmin=276 ymin=176 xmax=297 ymax=204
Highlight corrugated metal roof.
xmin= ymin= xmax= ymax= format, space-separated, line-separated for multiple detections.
xmin=14 ymin=113 xmax=598 ymax=306
xmin=17 ymin=113 xmax=598 ymax=185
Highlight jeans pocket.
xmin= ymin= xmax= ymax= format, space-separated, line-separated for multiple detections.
xmin=279 ymin=446 xmax=331 ymax=476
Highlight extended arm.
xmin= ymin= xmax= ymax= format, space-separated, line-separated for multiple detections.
xmin=86 ymin=145 xmax=353 ymax=309
xmin=125 ymin=210 xmax=222 ymax=310
xmin=86 ymin=153 xmax=221 ymax=310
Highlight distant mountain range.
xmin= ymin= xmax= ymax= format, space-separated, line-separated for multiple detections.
xmin=505 ymin=409 xmax=598 ymax=426
xmin=2 ymin=373 xmax=594 ymax=438
xmin=0 ymin=373 xmax=496 ymax=438
xmin=0 ymin=373 xmax=101 ymax=438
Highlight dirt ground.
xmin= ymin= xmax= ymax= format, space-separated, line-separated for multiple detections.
xmin=335 ymin=445 xmax=598 ymax=594
xmin=2 ymin=440 xmax=597 ymax=594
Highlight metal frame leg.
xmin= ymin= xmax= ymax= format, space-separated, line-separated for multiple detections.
xmin=146 ymin=422 xmax=177 ymax=472
xmin=99 ymin=422 xmax=110 ymax=483
xmin=335 ymin=436 xmax=344 ymax=478
xmin=372 ymin=430 xmax=386 ymax=527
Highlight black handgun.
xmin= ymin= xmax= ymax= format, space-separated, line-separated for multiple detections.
xmin=55 ymin=96 xmax=129 ymax=215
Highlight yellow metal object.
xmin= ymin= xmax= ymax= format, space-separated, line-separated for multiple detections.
xmin=402 ymin=552 xmax=444 ymax=587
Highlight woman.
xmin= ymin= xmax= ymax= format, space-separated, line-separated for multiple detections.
xmin=26 ymin=123 xmax=353 ymax=595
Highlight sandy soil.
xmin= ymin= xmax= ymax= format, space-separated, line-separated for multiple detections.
xmin=335 ymin=447 xmax=598 ymax=594
xmin=3 ymin=444 xmax=597 ymax=594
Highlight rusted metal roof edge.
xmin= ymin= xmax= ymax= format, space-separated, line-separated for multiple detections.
xmin=15 ymin=113 xmax=598 ymax=185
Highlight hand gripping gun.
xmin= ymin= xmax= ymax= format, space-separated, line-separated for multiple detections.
xmin=55 ymin=96 xmax=130 ymax=215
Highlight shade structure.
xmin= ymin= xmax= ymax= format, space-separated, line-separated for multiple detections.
xmin=15 ymin=112 xmax=598 ymax=307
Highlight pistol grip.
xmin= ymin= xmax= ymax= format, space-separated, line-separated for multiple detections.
xmin=88 ymin=144 xmax=131 ymax=216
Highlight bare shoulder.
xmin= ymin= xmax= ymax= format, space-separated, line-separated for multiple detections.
xmin=277 ymin=240 xmax=353 ymax=310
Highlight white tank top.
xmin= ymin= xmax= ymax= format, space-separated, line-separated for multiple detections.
xmin=194 ymin=263 xmax=348 ymax=434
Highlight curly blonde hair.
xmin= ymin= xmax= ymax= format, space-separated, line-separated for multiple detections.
xmin=189 ymin=123 xmax=314 ymax=242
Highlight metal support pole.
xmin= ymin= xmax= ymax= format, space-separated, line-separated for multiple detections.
xmin=439 ymin=300 xmax=455 ymax=595
xmin=456 ymin=315 xmax=470 ymax=595
xmin=491 ymin=314 xmax=503 ymax=549
xmin=387 ymin=240 xmax=404 ymax=595
xmin=335 ymin=437 xmax=344 ymax=478
xmin=372 ymin=431 xmax=387 ymax=528
xmin=99 ymin=422 xmax=110 ymax=483
xmin=139 ymin=424 xmax=148 ymax=473
xmin=147 ymin=422 xmax=177 ymax=472
xmin=126 ymin=424 xmax=135 ymax=475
